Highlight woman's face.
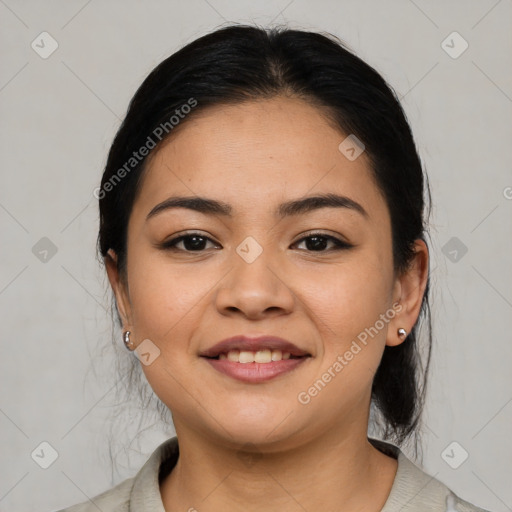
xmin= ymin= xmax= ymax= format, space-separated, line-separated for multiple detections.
xmin=108 ymin=96 xmax=426 ymax=451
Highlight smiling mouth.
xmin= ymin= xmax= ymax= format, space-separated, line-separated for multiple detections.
xmin=202 ymin=349 xmax=309 ymax=364
xmin=202 ymin=349 xmax=311 ymax=383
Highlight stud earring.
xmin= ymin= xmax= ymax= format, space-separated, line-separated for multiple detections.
xmin=123 ymin=330 xmax=135 ymax=351
xmin=397 ymin=328 xmax=407 ymax=340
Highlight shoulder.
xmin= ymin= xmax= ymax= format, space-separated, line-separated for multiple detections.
xmin=370 ymin=438 xmax=493 ymax=512
xmin=54 ymin=476 xmax=134 ymax=512
xmin=54 ymin=436 xmax=179 ymax=512
xmin=446 ymin=493 xmax=493 ymax=512
xmin=390 ymin=455 xmax=491 ymax=511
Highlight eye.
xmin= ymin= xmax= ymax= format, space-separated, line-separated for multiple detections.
xmin=160 ymin=232 xmax=220 ymax=252
xmin=292 ymin=232 xmax=353 ymax=252
xmin=159 ymin=231 xmax=352 ymax=253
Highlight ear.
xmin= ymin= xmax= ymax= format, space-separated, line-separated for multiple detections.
xmin=105 ymin=249 xmax=133 ymax=329
xmin=386 ymin=239 xmax=429 ymax=347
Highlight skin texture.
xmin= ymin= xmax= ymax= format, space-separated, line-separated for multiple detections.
xmin=106 ymin=96 xmax=429 ymax=511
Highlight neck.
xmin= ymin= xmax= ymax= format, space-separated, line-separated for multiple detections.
xmin=160 ymin=422 xmax=398 ymax=512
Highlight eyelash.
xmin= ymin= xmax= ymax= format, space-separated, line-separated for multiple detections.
xmin=159 ymin=231 xmax=353 ymax=253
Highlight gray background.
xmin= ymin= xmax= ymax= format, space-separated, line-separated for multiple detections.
xmin=1 ymin=1 xmax=511 ymax=511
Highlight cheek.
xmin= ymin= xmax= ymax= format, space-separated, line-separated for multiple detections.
xmin=301 ymin=254 xmax=394 ymax=391
xmin=125 ymin=252 xmax=211 ymax=415
xmin=126 ymin=249 xmax=209 ymax=341
xmin=306 ymin=258 xmax=393 ymax=340
xmin=290 ymin=268 xmax=395 ymax=437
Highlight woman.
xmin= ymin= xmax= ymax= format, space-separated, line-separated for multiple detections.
xmin=58 ymin=24 xmax=491 ymax=512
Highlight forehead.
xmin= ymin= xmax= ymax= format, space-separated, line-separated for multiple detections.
xmin=133 ymin=96 xmax=388 ymax=222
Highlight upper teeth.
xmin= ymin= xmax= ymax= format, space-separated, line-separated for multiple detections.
xmin=219 ymin=349 xmax=291 ymax=363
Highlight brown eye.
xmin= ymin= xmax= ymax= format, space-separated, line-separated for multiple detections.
xmin=161 ymin=233 xmax=220 ymax=252
xmin=293 ymin=233 xmax=353 ymax=252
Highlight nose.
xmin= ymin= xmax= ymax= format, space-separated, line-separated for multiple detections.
xmin=214 ymin=244 xmax=295 ymax=320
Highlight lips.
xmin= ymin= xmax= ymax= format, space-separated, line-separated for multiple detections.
xmin=199 ymin=335 xmax=312 ymax=383
xmin=199 ymin=335 xmax=311 ymax=359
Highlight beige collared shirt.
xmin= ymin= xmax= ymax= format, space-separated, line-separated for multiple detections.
xmin=55 ymin=436 xmax=491 ymax=512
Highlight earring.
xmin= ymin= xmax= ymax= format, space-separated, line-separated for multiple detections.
xmin=397 ymin=328 xmax=407 ymax=340
xmin=123 ymin=330 xmax=135 ymax=351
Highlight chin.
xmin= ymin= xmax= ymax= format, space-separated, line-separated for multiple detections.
xmin=209 ymin=415 xmax=303 ymax=450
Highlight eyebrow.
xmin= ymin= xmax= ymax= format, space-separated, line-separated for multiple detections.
xmin=146 ymin=193 xmax=368 ymax=221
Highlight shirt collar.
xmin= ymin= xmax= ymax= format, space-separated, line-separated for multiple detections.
xmin=371 ymin=438 xmax=453 ymax=511
xmin=128 ymin=435 xmax=445 ymax=511
xmin=129 ymin=436 xmax=179 ymax=511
